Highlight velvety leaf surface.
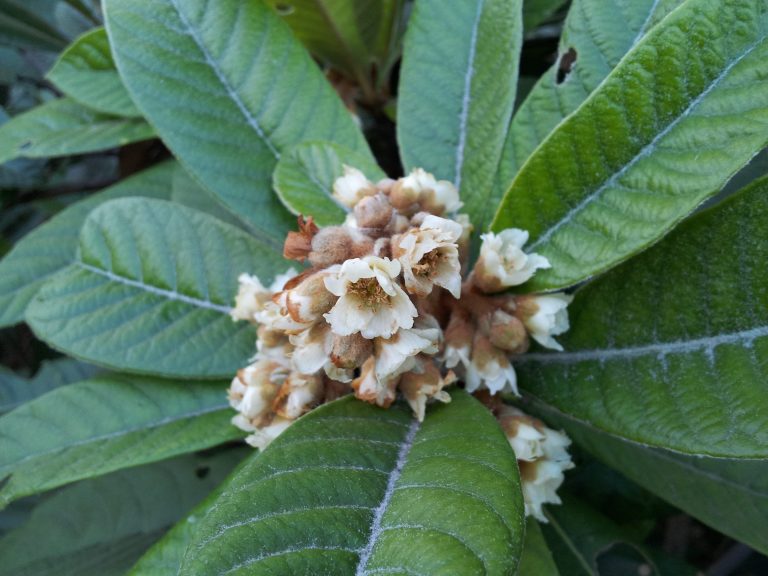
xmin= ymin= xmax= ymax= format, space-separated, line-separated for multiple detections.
xmin=0 ymin=373 xmax=241 ymax=507
xmin=47 ymin=27 xmax=140 ymax=118
xmin=493 ymin=0 xmax=768 ymax=291
xmin=179 ymin=391 xmax=525 ymax=576
xmin=518 ymin=517 xmax=559 ymax=576
xmin=0 ymin=98 xmax=154 ymax=165
xmin=498 ymin=0 xmax=683 ymax=193
xmin=532 ymin=400 xmax=768 ymax=556
xmin=103 ymin=0 xmax=370 ymax=242
xmin=516 ymin=175 xmax=768 ymax=457
xmin=522 ymin=0 xmax=568 ymax=31
xmin=0 ymin=359 xmax=99 ymax=415
xmin=170 ymin=163 xmax=243 ymax=228
xmin=398 ymin=0 xmax=523 ymax=233
xmin=0 ymin=161 xmax=174 ymax=328
xmin=0 ymin=450 xmax=247 ymax=576
xmin=27 ymin=197 xmax=286 ymax=378
xmin=274 ymin=140 xmax=386 ymax=226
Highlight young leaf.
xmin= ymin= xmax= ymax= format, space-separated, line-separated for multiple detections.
xmin=179 ymin=391 xmax=525 ymax=576
xmin=0 ymin=373 xmax=242 ymax=508
xmin=398 ymin=0 xmax=523 ymax=232
xmin=0 ymin=98 xmax=154 ymax=165
xmin=515 ymin=174 xmax=768 ymax=458
xmin=0 ymin=161 xmax=175 ymax=328
xmin=274 ymin=140 xmax=386 ymax=227
xmin=0 ymin=359 xmax=99 ymax=415
xmin=0 ymin=450 xmax=247 ymax=576
xmin=518 ymin=517 xmax=560 ymax=576
xmin=103 ymin=0 xmax=370 ymax=239
xmin=492 ymin=0 xmax=768 ymax=291
xmin=27 ymin=197 xmax=288 ymax=378
xmin=47 ymin=27 xmax=141 ymax=118
xmin=498 ymin=0 xmax=683 ymax=192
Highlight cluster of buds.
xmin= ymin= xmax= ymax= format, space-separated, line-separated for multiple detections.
xmin=229 ymin=166 xmax=575 ymax=521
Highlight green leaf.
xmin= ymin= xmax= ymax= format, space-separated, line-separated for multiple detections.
xmin=0 ymin=161 xmax=174 ymax=328
xmin=0 ymin=450 xmax=247 ymax=576
xmin=519 ymin=517 xmax=559 ymax=576
xmin=516 ymin=174 xmax=768 ymax=457
xmin=541 ymin=494 xmax=657 ymax=576
xmin=398 ymin=0 xmax=523 ymax=233
xmin=170 ymin=163 xmax=244 ymax=228
xmin=27 ymin=197 xmax=287 ymax=378
xmin=0 ymin=0 xmax=68 ymax=51
xmin=522 ymin=0 xmax=567 ymax=31
xmin=263 ymin=0 xmax=406 ymax=100
xmin=47 ymin=28 xmax=141 ymax=118
xmin=0 ymin=98 xmax=155 ymax=165
xmin=274 ymin=140 xmax=386 ymax=226
xmin=179 ymin=391 xmax=525 ymax=575
xmin=530 ymin=400 xmax=768 ymax=556
xmin=498 ymin=0 xmax=683 ymax=193
xmin=0 ymin=359 xmax=99 ymax=415
xmin=492 ymin=0 xmax=768 ymax=291
xmin=0 ymin=373 xmax=241 ymax=508
xmin=103 ymin=0 xmax=370 ymax=243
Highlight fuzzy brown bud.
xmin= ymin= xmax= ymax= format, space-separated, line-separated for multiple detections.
xmin=330 ymin=333 xmax=373 ymax=370
xmin=308 ymin=226 xmax=374 ymax=267
xmin=353 ymin=194 xmax=394 ymax=229
xmin=284 ymin=270 xmax=338 ymax=323
xmin=488 ymin=310 xmax=529 ymax=354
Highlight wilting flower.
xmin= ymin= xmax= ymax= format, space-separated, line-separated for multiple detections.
xmin=230 ymin=269 xmax=296 ymax=322
xmin=517 ymin=294 xmax=573 ymax=351
xmin=474 ymin=229 xmax=550 ymax=293
xmin=228 ymin=358 xmax=289 ymax=429
xmin=390 ymin=168 xmax=462 ymax=215
xmin=244 ymin=416 xmax=292 ymax=450
xmin=323 ymin=256 xmax=417 ymax=338
xmin=272 ymin=371 xmax=324 ymax=420
xmin=393 ymin=215 xmax=463 ymax=298
xmin=400 ymin=360 xmax=454 ymax=421
xmin=289 ymin=323 xmax=354 ymax=382
xmin=352 ymin=356 xmax=398 ymax=408
xmin=332 ymin=165 xmax=377 ymax=208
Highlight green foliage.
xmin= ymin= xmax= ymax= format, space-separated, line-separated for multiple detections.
xmin=103 ymin=0 xmax=370 ymax=241
xmin=47 ymin=27 xmax=140 ymax=117
xmin=518 ymin=518 xmax=559 ymax=576
xmin=0 ymin=373 xmax=241 ymax=508
xmin=27 ymin=197 xmax=287 ymax=377
xmin=522 ymin=0 xmax=567 ymax=31
xmin=274 ymin=140 xmax=386 ymax=226
xmin=0 ymin=161 xmax=174 ymax=328
xmin=179 ymin=392 xmax=525 ymax=576
xmin=0 ymin=450 xmax=247 ymax=576
xmin=398 ymin=0 xmax=523 ymax=232
xmin=516 ymin=175 xmax=768 ymax=457
xmin=493 ymin=0 xmax=768 ymax=291
xmin=0 ymin=98 xmax=154 ymax=165
xmin=0 ymin=0 xmax=68 ymax=51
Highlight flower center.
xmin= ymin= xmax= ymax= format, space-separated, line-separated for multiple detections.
xmin=413 ymin=249 xmax=443 ymax=278
xmin=348 ymin=277 xmax=390 ymax=308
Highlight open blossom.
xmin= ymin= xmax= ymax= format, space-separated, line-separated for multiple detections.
xmin=474 ymin=229 xmax=550 ymax=293
xmin=352 ymin=356 xmax=398 ymax=408
xmin=230 ymin=270 xmax=296 ymax=322
xmin=465 ymin=333 xmax=518 ymax=395
xmin=374 ymin=319 xmax=441 ymax=382
xmin=228 ymin=359 xmax=289 ymax=429
xmin=393 ymin=214 xmax=462 ymax=298
xmin=332 ymin=165 xmax=376 ymax=208
xmin=323 ymin=256 xmax=417 ymax=338
xmin=390 ymin=168 xmax=462 ymax=215
xmin=517 ymin=294 xmax=573 ymax=351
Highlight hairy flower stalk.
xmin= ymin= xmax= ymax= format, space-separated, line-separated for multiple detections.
xmin=229 ymin=167 xmax=575 ymax=520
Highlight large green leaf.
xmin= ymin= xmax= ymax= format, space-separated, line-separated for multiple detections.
xmin=0 ymin=98 xmax=154 ymax=165
xmin=531 ymin=399 xmax=768 ymax=556
xmin=274 ymin=140 xmax=386 ymax=226
xmin=0 ymin=359 xmax=99 ymax=415
xmin=492 ymin=0 xmax=768 ymax=291
xmin=47 ymin=27 xmax=140 ymax=118
xmin=0 ymin=161 xmax=174 ymax=328
xmin=179 ymin=391 xmax=525 ymax=575
xmin=103 ymin=0 xmax=370 ymax=242
xmin=518 ymin=518 xmax=559 ymax=576
xmin=263 ymin=0 xmax=406 ymax=100
xmin=26 ymin=197 xmax=287 ymax=378
xmin=0 ymin=450 xmax=247 ymax=576
xmin=397 ymin=0 xmax=523 ymax=233
xmin=516 ymin=175 xmax=768 ymax=457
xmin=170 ymin=164 xmax=243 ymax=228
xmin=498 ymin=0 xmax=682 ymax=193
xmin=0 ymin=0 xmax=68 ymax=51
xmin=0 ymin=373 xmax=240 ymax=508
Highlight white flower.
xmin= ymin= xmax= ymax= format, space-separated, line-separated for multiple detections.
xmin=374 ymin=319 xmax=441 ymax=382
xmin=323 ymin=256 xmax=417 ymax=339
xmin=465 ymin=333 xmax=518 ymax=395
xmin=228 ymin=359 xmax=289 ymax=428
xmin=519 ymin=294 xmax=573 ymax=351
xmin=400 ymin=360 xmax=454 ymax=421
xmin=474 ymin=229 xmax=550 ymax=292
xmin=289 ymin=323 xmax=354 ymax=383
xmin=352 ymin=356 xmax=398 ymax=408
xmin=230 ymin=269 xmax=297 ymax=322
xmin=392 ymin=168 xmax=462 ymax=215
xmin=332 ymin=165 xmax=376 ymax=208
xmin=497 ymin=406 xmax=546 ymax=461
xmin=442 ymin=309 xmax=473 ymax=372
xmin=284 ymin=269 xmax=337 ymax=323
xmin=255 ymin=291 xmax=313 ymax=334
xmin=393 ymin=215 xmax=462 ymax=298
xmin=272 ymin=371 xmax=324 ymax=420
xmin=244 ymin=417 xmax=293 ymax=450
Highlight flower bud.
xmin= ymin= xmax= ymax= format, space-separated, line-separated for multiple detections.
xmin=284 ymin=269 xmax=338 ymax=323
xmin=516 ymin=294 xmax=573 ymax=351
xmin=353 ymin=193 xmax=394 ymax=229
xmin=473 ymin=229 xmax=550 ymax=293
xmin=330 ymin=333 xmax=373 ymax=370
xmin=308 ymin=226 xmax=374 ymax=268
xmin=332 ymin=165 xmax=377 ymax=208
xmin=488 ymin=310 xmax=529 ymax=354
xmin=272 ymin=371 xmax=324 ymax=419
